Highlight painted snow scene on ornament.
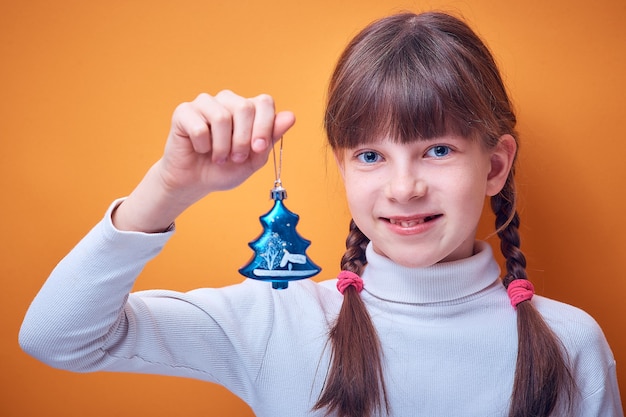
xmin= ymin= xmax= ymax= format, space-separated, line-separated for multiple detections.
xmin=239 ymin=188 xmax=321 ymax=290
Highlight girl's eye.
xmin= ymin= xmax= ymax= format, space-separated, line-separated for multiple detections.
xmin=356 ymin=151 xmax=381 ymax=164
xmin=426 ymin=145 xmax=451 ymax=158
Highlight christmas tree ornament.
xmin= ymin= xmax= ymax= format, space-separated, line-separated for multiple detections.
xmin=239 ymin=136 xmax=321 ymax=289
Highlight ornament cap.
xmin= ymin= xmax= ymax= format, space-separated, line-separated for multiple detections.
xmin=270 ymin=184 xmax=287 ymax=201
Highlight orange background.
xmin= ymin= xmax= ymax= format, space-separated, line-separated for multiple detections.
xmin=2 ymin=0 xmax=625 ymax=415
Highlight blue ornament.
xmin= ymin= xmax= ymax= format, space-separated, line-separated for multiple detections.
xmin=239 ymin=183 xmax=321 ymax=289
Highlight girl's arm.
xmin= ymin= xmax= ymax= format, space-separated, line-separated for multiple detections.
xmin=19 ymin=90 xmax=295 ymax=370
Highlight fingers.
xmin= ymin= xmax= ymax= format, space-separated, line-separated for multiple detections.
xmin=172 ymin=91 xmax=294 ymax=165
xmin=214 ymin=90 xmax=254 ymax=163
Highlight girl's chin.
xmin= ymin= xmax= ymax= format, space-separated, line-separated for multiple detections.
xmin=372 ymin=241 xmax=475 ymax=268
xmin=372 ymin=246 xmax=441 ymax=268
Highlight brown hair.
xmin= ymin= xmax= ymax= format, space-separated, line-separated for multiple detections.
xmin=315 ymin=11 xmax=575 ymax=417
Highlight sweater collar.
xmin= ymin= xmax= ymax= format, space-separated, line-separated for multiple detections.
xmin=361 ymin=241 xmax=501 ymax=304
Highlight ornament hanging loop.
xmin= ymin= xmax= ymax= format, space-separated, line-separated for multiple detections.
xmin=270 ymin=136 xmax=287 ymax=201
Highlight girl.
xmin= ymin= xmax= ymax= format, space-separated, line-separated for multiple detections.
xmin=19 ymin=11 xmax=622 ymax=417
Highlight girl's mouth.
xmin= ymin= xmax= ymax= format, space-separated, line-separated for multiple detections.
xmin=387 ymin=214 xmax=442 ymax=228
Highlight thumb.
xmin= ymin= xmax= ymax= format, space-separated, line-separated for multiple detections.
xmin=272 ymin=110 xmax=296 ymax=141
xmin=251 ymin=110 xmax=296 ymax=153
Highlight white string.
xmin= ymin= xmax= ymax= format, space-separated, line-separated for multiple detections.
xmin=272 ymin=136 xmax=284 ymax=187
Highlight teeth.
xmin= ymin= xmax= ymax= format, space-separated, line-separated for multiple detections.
xmin=390 ymin=218 xmax=425 ymax=227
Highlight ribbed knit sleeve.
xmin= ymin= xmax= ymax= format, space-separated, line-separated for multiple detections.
xmin=19 ymin=199 xmax=173 ymax=370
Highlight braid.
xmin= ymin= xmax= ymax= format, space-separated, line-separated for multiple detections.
xmin=492 ymin=178 xmax=575 ymax=417
xmin=314 ymin=220 xmax=389 ymax=417
xmin=340 ymin=219 xmax=369 ymax=274
xmin=492 ymin=175 xmax=527 ymax=284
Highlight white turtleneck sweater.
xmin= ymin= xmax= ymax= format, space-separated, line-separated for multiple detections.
xmin=20 ymin=200 xmax=623 ymax=416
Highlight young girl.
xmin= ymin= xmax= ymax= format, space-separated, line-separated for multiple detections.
xmin=19 ymin=11 xmax=622 ymax=417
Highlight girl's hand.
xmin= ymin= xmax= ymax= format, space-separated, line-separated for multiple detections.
xmin=112 ymin=91 xmax=296 ymax=232
xmin=161 ymin=90 xmax=295 ymax=198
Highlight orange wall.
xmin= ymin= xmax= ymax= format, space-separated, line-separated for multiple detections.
xmin=2 ymin=0 xmax=625 ymax=415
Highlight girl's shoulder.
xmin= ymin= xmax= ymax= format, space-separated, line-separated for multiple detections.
xmin=532 ymin=294 xmax=599 ymax=326
xmin=532 ymin=294 xmax=614 ymax=362
xmin=532 ymin=296 xmax=621 ymax=408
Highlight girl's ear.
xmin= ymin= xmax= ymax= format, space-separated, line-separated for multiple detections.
xmin=486 ymin=134 xmax=517 ymax=197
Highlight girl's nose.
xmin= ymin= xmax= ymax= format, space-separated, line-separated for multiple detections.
xmin=385 ymin=167 xmax=427 ymax=203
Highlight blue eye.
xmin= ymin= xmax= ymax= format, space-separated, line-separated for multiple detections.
xmin=357 ymin=151 xmax=381 ymax=164
xmin=426 ymin=145 xmax=451 ymax=158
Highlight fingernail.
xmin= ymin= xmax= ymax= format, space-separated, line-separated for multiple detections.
xmin=252 ymin=138 xmax=267 ymax=151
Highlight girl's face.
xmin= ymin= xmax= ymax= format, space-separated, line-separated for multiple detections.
xmin=335 ymin=134 xmax=514 ymax=268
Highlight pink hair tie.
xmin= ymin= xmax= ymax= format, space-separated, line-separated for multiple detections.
xmin=507 ymin=279 xmax=535 ymax=308
xmin=337 ymin=270 xmax=364 ymax=294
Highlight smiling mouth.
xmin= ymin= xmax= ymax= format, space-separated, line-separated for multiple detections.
xmin=387 ymin=214 xmax=442 ymax=227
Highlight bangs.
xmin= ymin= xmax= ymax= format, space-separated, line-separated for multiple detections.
xmin=325 ymin=13 xmax=510 ymax=149
xmin=356 ymin=56 xmax=477 ymax=145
